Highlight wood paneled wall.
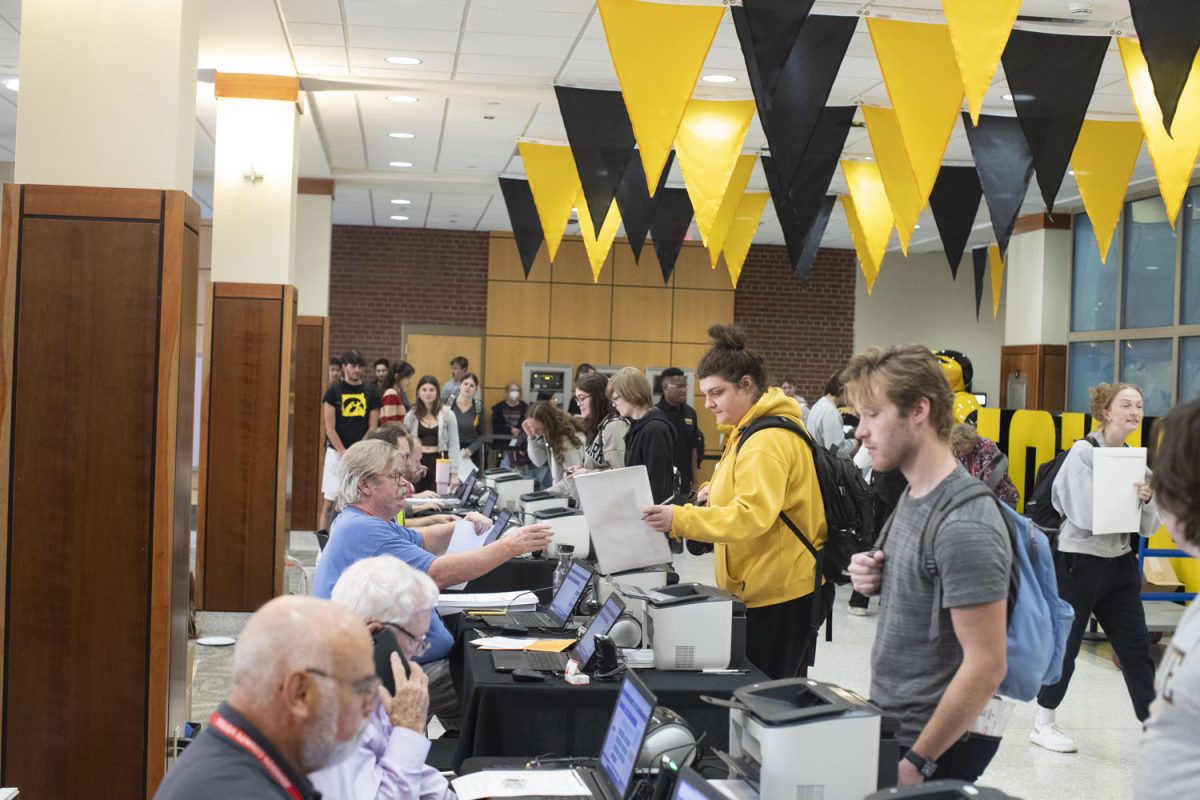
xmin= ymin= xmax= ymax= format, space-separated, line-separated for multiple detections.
xmin=485 ymin=234 xmax=734 ymax=463
xmin=0 ymin=184 xmax=198 ymax=798
xmin=197 ymin=283 xmax=296 ymax=611
xmin=292 ymin=316 xmax=329 ymax=531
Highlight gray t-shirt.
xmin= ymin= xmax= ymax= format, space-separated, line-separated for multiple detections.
xmin=870 ymin=466 xmax=1012 ymax=745
xmin=1133 ymin=599 xmax=1200 ymax=799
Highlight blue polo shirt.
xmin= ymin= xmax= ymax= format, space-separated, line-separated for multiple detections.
xmin=314 ymin=507 xmax=452 ymax=662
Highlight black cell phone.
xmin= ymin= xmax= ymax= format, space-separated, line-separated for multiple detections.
xmin=373 ymin=627 xmax=411 ymax=695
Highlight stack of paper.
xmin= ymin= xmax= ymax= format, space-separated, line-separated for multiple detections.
xmin=436 ymin=590 xmax=538 ymax=615
xmin=471 ymin=637 xmax=575 ymax=651
xmin=622 ymin=649 xmax=655 ymax=669
xmin=452 ymin=770 xmax=590 ymax=800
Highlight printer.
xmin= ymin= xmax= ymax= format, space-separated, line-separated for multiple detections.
xmin=519 ymin=490 xmax=571 ymax=524
xmin=531 ymin=506 xmax=590 ymax=557
xmin=597 ymin=569 xmax=671 ymax=637
xmin=864 ymin=781 xmax=1021 ymax=799
xmin=644 ymin=583 xmax=746 ymax=671
xmin=725 ymin=678 xmax=881 ymax=800
xmin=482 ymin=468 xmax=518 ymax=489
xmin=490 ymin=472 xmax=534 ymax=512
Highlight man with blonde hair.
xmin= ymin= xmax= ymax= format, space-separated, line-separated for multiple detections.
xmin=845 ymin=345 xmax=1011 ymax=786
xmin=311 ymin=556 xmax=455 ymax=800
xmin=155 ymin=597 xmax=376 ymax=798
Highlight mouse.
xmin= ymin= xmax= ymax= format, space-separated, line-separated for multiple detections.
xmin=511 ymin=668 xmax=547 ymax=683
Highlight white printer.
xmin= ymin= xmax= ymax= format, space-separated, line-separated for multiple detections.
xmin=491 ymin=472 xmax=534 ymax=512
xmin=726 ymin=678 xmax=881 ymax=800
xmin=519 ymin=490 xmax=571 ymax=524
xmin=531 ymin=506 xmax=590 ymax=557
xmin=644 ymin=583 xmax=746 ymax=671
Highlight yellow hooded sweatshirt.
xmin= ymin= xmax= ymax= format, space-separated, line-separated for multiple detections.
xmin=671 ymin=387 xmax=827 ymax=608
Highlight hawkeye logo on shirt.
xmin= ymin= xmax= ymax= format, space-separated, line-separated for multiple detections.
xmin=341 ymin=393 xmax=367 ymax=418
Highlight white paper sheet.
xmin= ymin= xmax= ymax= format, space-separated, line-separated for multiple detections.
xmin=446 ymin=519 xmax=487 ymax=556
xmin=452 ymin=770 xmax=590 ymax=800
xmin=436 ymin=590 xmax=538 ymax=615
xmin=470 ymin=637 xmax=541 ymax=650
xmin=574 ymin=465 xmax=672 ymax=574
xmin=1093 ymin=447 xmax=1147 ymax=535
xmin=458 ymin=458 xmax=478 ymax=482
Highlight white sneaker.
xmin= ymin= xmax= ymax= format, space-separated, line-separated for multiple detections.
xmin=847 ymin=604 xmax=868 ymax=616
xmin=1030 ymin=723 xmax=1077 ymax=753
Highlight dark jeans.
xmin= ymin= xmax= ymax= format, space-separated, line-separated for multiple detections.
xmin=1036 ymin=550 xmax=1156 ymax=720
xmin=745 ymin=593 xmax=816 ymax=680
xmin=898 ymin=735 xmax=1000 ymax=783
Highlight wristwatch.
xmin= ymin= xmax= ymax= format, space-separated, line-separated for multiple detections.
xmin=904 ymin=749 xmax=938 ymax=779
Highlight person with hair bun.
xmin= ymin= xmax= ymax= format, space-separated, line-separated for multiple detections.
xmin=1031 ymin=382 xmax=1158 ymax=755
xmin=1134 ymin=399 xmax=1200 ymax=799
xmin=643 ymin=325 xmax=827 ymax=679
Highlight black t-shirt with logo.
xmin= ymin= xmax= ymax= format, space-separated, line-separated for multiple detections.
xmin=323 ymin=380 xmax=382 ymax=449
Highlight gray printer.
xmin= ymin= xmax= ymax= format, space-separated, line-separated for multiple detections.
xmin=644 ymin=583 xmax=746 ymax=670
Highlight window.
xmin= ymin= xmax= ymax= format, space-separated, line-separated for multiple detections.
xmin=1120 ymin=338 xmax=1172 ymax=417
xmin=1182 ymin=187 xmax=1200 ymax=325
xmin=1122 ymin=197 xmax=1176 ymax=329
xmin=1181 ymin=337 xmax=1200 ymax=404
xmin=1068 ymin=341 xmax=1114 ymax=413
xmin=1071 ymin=212 xmax=1117 ymax=332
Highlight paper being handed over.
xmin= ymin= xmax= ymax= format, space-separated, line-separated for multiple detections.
xmin=574 ymin=465 xmax=672 ymax=573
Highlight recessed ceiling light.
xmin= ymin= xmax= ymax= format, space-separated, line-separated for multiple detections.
xmin=390 ymin=215 xmax=410 ymax=221
xmin=3 ymin=78 xmax=17 ymax=91
xmin=391 ymin=199 xmax=411 ymax=205
xmin=1002 ymin=93 xmax=1013 ymax=101
xmin=389 ymin=132 xmax=415 ymax=139
xmin=702 ymin=74 xmax=736 ymax=84
xmin=913 ymin=224 xmax=921 ymax=229
xmin=387 ymin=95 xmax=418 ymax=104
xmin=389 ymin=161 xmax=414 ymax=168
xmin=385 ymin=56 xmax=423 ymax=66
xmin=865 ymin=156 xmax=873 ymax=161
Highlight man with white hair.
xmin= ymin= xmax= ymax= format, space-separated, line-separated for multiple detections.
xmin=314 ymin=438 xmax=553 ymax=732
xmin=155 ymin=596 xmax=376 ymax=799
xmin=311 ymin=556 xmax=456 ymax=799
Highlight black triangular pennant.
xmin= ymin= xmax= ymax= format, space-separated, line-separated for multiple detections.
xmin=796 ymin=195 xmax=836 ymax=285
xmin=787 ymin=106 xmax=856 ymax=226
xmin=1129 ymin=0 xmax=1200 ymax=135
xmin=498 ymin=177 xmax=544 ymax=278
xmin=928 ymin=166 xmax=983 ymax=279
xmin=615 ymin=150 xmax=674 ymax=262
xmin=962 ymin=113 xmax=1034 ymax=256
xmin=649 ymin=188 xmax=693 ymax=285
xmin=735 ymin=12 xmax=857 ymax=194
xmin=972 ymin=246 xmax=989 ymax=321
xmin=737 ymin=0 xmax=816 ymax=101
xmin=1001 ymin=29 xmax=1108 ymax=212
xmin=554 ymin=85 xmax=637 ymax=229
xmin=761 ymin=155 xmax=806 ymax=270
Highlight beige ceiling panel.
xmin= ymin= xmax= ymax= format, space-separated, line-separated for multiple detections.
xmin=281 ymin=0 xmax=342 ymax=25
xmin=348 ymin=26 xmax=461 ymax=52
xmin=293 ymin=45 xmax=348 ymax=67
xmin=465 ymin=7 xmax=589 ymax=37
xmin=460 ymin=32 xmax=575 ymax=59
xmin=345 ymin=1 xmax=465 ymax=30
xmin=288 ymin=22 xmax=344 ymax=47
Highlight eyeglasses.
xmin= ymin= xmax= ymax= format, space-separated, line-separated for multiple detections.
xmin=379 ymin=470 xmax=406 ymax=483
xmin=379 ymin=621 xmax=432 ymax=656
xmin=574 ymin=393 xmax=589 ymax=403
xmin=305 ymin=668 xmax=382 ymax=707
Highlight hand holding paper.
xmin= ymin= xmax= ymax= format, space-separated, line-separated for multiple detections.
xmin=1093 ymin=448 xmax=1148 ymax=535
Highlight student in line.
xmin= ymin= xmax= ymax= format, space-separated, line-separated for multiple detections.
xmin=403 ymin=376 xmax=460 ymax=494
xmin=380 ymin=360 xmax=415 ymax=425
xmin=569 ymin=372 xmax=628 ymax=485
xmin=609 ymin=367 xmax=677 ymax=505
xmin=523 ymin=400 xmax=587 ymax=492
xmin=449 ymin=372 xmax=485 ymax=471
xmin=567 ymin=363 xmax=596 ymax=416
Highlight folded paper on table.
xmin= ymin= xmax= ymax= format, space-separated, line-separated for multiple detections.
xmin=1093 ymin=447 xmax=1147 ymax=535
xmin=437 ymin=590 xmax=538 ymax=615
xmin=452 ymin=770 xmax=590 ymax=800
xmin=574 ymin=465 xmax=672 ymax=573
xmin=471 ymin=637 xmax=576 ymax=651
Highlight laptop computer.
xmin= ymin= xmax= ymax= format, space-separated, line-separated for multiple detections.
xmin=667 ymin=766 xmax=725 ymax=800
xmin=479 ymin=560 xmax=594 ymax=631
xmin=508 ymin=672 xmax=656 ymax=800
xmin=436 ymin=471 xmax=477 ymax=507
xmin=492 ymin=594 xmax=625 ymax=673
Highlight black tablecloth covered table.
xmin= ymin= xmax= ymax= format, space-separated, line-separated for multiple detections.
xmin=450 ymin=630 xmax=768 ymax=770
xmin=461 ymin=556 xmax=557 ymax=603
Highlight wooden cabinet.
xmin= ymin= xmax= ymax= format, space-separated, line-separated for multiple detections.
xmin=999 ymin=344 xmax=1066 ymax=411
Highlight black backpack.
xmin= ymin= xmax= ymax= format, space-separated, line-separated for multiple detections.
xmin=1024 ymin=437 xmax=1096 ymax=530
xmin=736 ymin=416 xmax=873 ymax=586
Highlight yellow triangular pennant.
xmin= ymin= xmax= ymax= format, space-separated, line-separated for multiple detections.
xmin=1071 ymin=120 xmax=1144 ymax=263
xmin=675 ymin=99 xmax=758 ymax=248
xmin=518 ymin=140 xmax=581 ymax=262
xmin=842 ymin=195 xmax=879 ymax=295
xmin=707 ymin=154 xmax=758 ymax=267
xmin=989 ymin=244 xmax=1004 ymax=320
xmin=576 ymin=195 xmax=622 ymax=283
xmin=941 ymin=0 xmax=1021 ymax=125
xmin=842 ymin=160 xmax=894 ymax=282
xmin=598 ymin=0 xmax=725 ymax=194
xmin=867 ymin=18 xmax=964 ymax=204
xmin=721 ymin=192 xmax=769 ymax=288
xmin=862 ymin=105 xmax=923 ymax=255
xmin=1118 ymin=37 xmax=1200 ymax=227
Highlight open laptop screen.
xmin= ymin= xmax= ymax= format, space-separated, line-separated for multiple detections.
xmin=546 ymin=562 xmax=591 ymax=622
xmin=457 ymin=472 xmax=477 ymax=500
xmin=481 ymin=510 xmax=512 ymax=545
xmin=598 ymin=672 xmax=656 ymax=800
xmin=478 ymin=489 xmax=498 ymax=518
xmin=573 ymin=594 xmax=624 ymax=669
xmin=670 ymin=767 xmax=725 ymax=800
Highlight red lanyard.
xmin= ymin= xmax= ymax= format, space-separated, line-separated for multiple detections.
xmin=209 ymin=711 xmax=306 ymax=800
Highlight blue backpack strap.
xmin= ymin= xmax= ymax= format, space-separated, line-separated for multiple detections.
xmin=917 ymin=479 xmax=998 ymax=639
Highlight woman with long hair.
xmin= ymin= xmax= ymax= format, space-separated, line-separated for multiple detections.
xmin=643 ymin=325 xmax=827 ymax=680
xmin=570 ymin=371 xmax=628 ymax=484
xmin=523 ymin=400 xmax=587 ymax=492
xmin=379 ymin=360 xmax=415 ymax=425
xmin=450 ymin=372 xmax=485 ymax=470
xmin=1030 ymin=382 xmax=1158 ymax=754
xmin=403 ymin=375 xmax=460 ymax=494
xmin=567 ymin=363 xmax=596 ymax=416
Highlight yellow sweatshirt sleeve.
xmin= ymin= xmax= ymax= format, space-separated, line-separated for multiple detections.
xmin=671 ymin=447 xmax=790 ymax=544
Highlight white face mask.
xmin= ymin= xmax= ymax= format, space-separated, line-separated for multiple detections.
xmin=508 ymin=390 xmax=521 ymax=402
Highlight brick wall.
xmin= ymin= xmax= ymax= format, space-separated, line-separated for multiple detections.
xmin=329 ymin=224 xmax=857 ymax=400
xmin=329 ymin=225 xmax=489 ymax=359
xmin=733 ymin=246 xmax=858 ymax=401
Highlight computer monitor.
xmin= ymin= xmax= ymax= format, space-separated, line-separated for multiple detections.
xmin=573 ymin=594 xmax=625 ymax=669
xmin=669 ymin=766 xmax=725 ymax=800
xmin=598 ymin=671 xmax=657 ymax=800
xmin=546 ymin=562 xmax=592 ymax=621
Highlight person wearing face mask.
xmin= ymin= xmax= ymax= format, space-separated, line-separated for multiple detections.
xmin=312 ymin=556 xmax=456 ymax=800
xmin=404 ymin=375 xmax=461 ymax=494
xmin=491 ymin=382 xmax=529 ymax=470
xmin=154 ymin=596 xmax=376 ymax=799
xmin=1030 ymin=382 xmax=1159 ymax=755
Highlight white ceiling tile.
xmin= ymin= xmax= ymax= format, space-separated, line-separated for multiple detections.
xmin=455 ymin=53 xmax=564 ymax=77
xmin=460 ymin=32 xmax=575 ymax=59
xmin=568 ymin=38 xmax=610 ymax=62
xmin=556 ymin=58 xmax=618 ymax=84
xmin=281 ymin=0 xmax=342 ymax=25
xmin=293 ymin=45 xmax=348 ymax=67
xmin=288 ymin=22 xmax=345 ymax=47
xmin=473 ymin=0 xmax=593 ymax=10
xmin=345 ymin=1 xmax=465 ymax=30
xmin=348 ymin=47 xmax=456 ymax=73
xmin=465 ymin=7 xmax=588 ymax=37
xmin=348 ymin=26 xmax=460 ymax=52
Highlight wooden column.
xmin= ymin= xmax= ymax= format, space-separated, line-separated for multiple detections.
xmin=0 ymin=184 xmax=197 ymax=797
xmin=999 ymin=344 xmax=1067 ymax=410
xmin=197 ymin=283 xmax=296 ymax=610
xmin=291 ymin=315 xmax=330 ymax=531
